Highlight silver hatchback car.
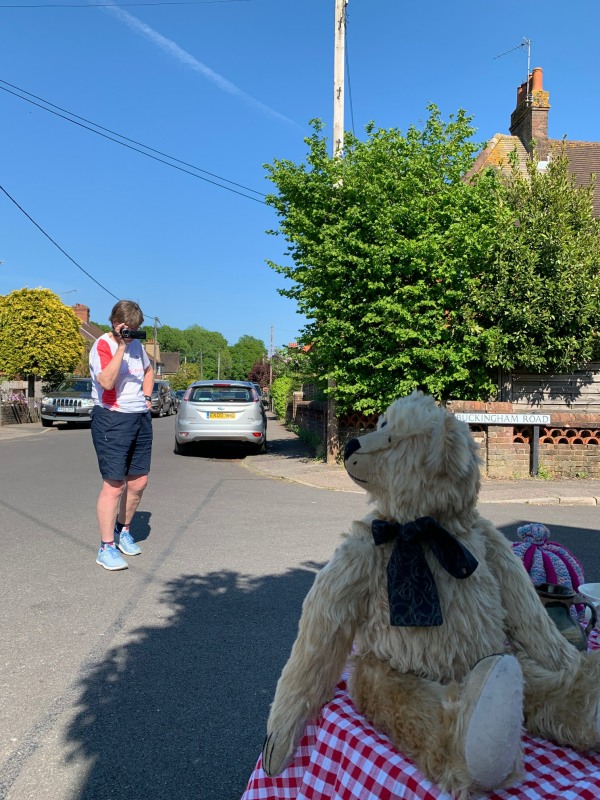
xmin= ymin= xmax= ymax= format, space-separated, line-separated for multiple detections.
xmin=174 ymin=380 xmax=267 ymax=455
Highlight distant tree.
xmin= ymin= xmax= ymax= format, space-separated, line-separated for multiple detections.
xmin=248 ymin=358 xmax=271 ymax=387
xmin=91 ymin=321 xmax=111 ymax=333
xmin=182 ymin=325 xmax=232 ymax=379
xmin=0 ymin=288 xmax=84 ymax=397
xmin=170 ymin=362 xmax=200 ymax=390
xmin=230 ymin=335 xmax=267 ymax=380
xmin=157 ymin=324 xmax=188 ymax=355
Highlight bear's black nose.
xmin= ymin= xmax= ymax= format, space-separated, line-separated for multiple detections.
xmin=344 ymin=438 xmax=361 ymax=461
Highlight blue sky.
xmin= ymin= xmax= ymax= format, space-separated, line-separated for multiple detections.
xmin=1 ymin=0 xmax=599 ymax=350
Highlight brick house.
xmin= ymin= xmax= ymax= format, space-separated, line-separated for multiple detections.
xmin=466 ymin=67 xmax=600 ymax=217
xmin=456 ymin=68 xmax=600 ymax=477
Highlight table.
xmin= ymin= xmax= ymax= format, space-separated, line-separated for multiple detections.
xmin=242 ymin=639 xmax=600 ymax=800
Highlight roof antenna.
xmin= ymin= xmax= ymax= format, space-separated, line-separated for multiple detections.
xmin=494 ymin=36 xmax=531 ymax=97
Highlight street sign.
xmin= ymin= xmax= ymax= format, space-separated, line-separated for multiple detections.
xmin=453 ymin=412 xmax=551 ymax=425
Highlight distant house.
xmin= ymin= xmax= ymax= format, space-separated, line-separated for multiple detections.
xmin=465 ymin=67 xmax=600 ymax=217
xmin=465 ymin=69 xmax=600 ymax=411
xmin=161 ymin=351 xmax=181 ymax=379
xmin=71 ymin=304 xmax=105 ymax=347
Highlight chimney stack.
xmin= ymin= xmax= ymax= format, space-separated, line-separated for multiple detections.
xmin=509 ymin=66 xmax=550 ymax=161
xmin=71 ymin=304 xmax=90 ymax=324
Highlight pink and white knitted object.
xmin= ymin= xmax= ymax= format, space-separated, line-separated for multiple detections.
xmin=511 ymin=523 xmax=585 ymax=590
xmin=512 ymin=523 xmax=586 ymax=623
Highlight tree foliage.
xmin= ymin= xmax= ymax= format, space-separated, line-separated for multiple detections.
xmin=0 ymin=288 xmax=84 ymax=380
xmin=265 ymin=110 xmax=600 ymax=414
xmin=229 ymin=335 xmax=267 ymax=380
xmin=170 ymin=362 xmax=200 ymax=390
xmin=248 ymin=358 xmax=271 ymax=387
xmin=181 ymin=325 xmax=231 ymax=379
xmin=265 ymin=108 xmax=497 ymax=412
xmin=474 ymin=147 xmax=600 ymax=371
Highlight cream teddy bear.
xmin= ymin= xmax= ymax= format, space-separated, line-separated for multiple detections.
xmin=262 ymin=392 xmax=600 ymax=799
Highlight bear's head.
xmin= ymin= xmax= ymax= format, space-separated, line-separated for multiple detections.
xmin=344 ymin=392 xmax=481 ymax=524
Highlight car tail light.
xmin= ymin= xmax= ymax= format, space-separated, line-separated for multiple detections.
xmin=183 ymin=388 xmax=192 ymax=400
xmin=252 ymin=432 xmax=262 ymax=438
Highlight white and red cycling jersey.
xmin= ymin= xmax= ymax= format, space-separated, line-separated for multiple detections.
xmin=89 ymin=333 xmax=150 ymax=413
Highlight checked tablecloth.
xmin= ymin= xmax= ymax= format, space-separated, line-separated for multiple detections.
xmin=242 ymin=641 xmax=600 ymax=800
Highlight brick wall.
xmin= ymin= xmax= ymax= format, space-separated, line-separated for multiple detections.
xmin=0 ymin=401 xmax=40 ymax=426
xmin=288 ymin=396 xmax=600 ymax=478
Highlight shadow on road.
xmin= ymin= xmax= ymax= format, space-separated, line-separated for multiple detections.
xmin=65 ymin=564 xmax=324 ymax=800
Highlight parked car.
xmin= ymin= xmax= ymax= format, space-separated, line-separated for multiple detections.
xmin=40 ymin=377 xmax=94 ymax=427
xmin=174 ymin=380 xmax=267 ymax=455
xmin=170 ymin=389 xmax=180 ymax=413
xmin=175 ymin=389 xmax=186 ymax=402
xmin=252 ymin=383 xmax=269 ymax=409
xmin=150 ymin=380 xmax=173 ymax=417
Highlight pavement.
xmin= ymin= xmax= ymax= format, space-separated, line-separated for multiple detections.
xmin=2 ymin=413 xmax=600 ymax=506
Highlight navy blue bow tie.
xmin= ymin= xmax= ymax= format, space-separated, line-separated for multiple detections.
xmin=371 ymin=516 xmax=478 ymax=627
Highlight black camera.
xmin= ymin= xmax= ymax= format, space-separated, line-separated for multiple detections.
xmin=114 ymin=328 xmax=147 ymax=340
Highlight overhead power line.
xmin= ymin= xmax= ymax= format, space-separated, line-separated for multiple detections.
xmin=0 ymin=182 xmax=158 ymax=319
xmin=0 ymin=78 xmax=267 ymax=204
xmin=0 ymin=2 xmax=250 ymax=8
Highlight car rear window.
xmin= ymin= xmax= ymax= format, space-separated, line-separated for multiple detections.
xmin=190 ymin=386 xmax=253 ymax=403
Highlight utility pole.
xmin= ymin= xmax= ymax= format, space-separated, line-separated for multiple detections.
xmin=327 ymin=0 xmax=347 ymax=464
xmin=269 ymin=324 xmax=274 ymax=387
xmin=217 ymin=351 xmax=221 ymax=380
xmin=153 ymin=317 xmax=159 ymax=376
xmin=333 ymin=0 xmax=348 ymax=157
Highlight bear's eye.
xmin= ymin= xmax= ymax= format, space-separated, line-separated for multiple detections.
xmin=380 ymin=420 xmax=387 ymax=429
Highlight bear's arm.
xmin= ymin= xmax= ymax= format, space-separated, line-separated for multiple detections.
xmin=481 ymin=518 xmax=580 ymax=671
xmin=262 ymin=531 xmax=375 ymax=776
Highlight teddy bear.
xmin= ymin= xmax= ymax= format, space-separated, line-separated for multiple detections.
xmin=262 ymin=391 xmax=600 ymax=799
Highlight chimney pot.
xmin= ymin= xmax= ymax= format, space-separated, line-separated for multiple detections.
xmin=530 ymin=67 xmax=543 ymax=93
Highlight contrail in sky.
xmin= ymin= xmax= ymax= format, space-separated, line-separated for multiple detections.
xmin=102 ymin=3 xmax=299 ymax=127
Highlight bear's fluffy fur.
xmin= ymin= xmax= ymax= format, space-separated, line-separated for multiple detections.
xmin=262 ymin=392 xmax=600 ymax=798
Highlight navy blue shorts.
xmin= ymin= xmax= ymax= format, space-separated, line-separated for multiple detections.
xmin=91 ymin=406 xmax=153 ymax=481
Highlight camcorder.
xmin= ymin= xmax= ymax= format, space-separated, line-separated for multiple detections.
xmin=113 ymin=328 xmax=147 ymax=340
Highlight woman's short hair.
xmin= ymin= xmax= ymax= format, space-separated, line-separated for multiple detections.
xmin=109 ymin=300 xmax=144 ymax=329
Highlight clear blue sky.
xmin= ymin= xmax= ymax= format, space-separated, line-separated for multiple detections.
xmin=1 ymin=0 xmax=599 ymax=350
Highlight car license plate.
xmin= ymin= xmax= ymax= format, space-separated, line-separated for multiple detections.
xmin=58 ymin=406 xmax=75 ymax=412
xmin=208 ymin=412 xmax=235 ymax=419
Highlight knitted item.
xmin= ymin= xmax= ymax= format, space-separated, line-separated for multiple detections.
xmin=512 ymin=523 xmax=586 ymax=624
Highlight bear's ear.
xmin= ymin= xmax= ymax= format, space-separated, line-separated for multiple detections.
xmin=424 ymin=410 xmax=474 ymax=478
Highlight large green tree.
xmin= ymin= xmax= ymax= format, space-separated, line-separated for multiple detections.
xmin=229 ymin=335 xmax=267 ymax=380
xmin=0 ymin=288 xmax=84 ymax=395
xmin=265 ymin=108 xmax=498 ymax=413
xmin=474 ymin=148 xmax=600 ymax=372
xmin=265 ymin=110 xmax=600 ymax=414
xmin=181 ymin=325 xmax=231 ymax=379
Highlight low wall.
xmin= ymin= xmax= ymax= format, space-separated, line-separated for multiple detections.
xmin=287 ymin=397 xmax=600 ymax=478
xmin=0 ymin=400 xmax=40 ymax=426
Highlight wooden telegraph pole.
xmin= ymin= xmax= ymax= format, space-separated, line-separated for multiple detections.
xmin=327 ymin=0 xmax=348 ymax=464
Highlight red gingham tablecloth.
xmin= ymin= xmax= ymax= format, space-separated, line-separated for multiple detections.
xmin=242 ymin=655 xmax=600 ymax=800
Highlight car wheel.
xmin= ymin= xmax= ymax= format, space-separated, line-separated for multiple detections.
xmin=41 ymin=418 xmax=53 ymax=427
xmin=174 ymin=438 xmax=188 ymax=455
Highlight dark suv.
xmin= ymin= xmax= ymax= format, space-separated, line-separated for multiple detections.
xmin=150 ymin=380 xmax=173 ymax=417
xmin=40 ymin=378 xmax=94 ymax=427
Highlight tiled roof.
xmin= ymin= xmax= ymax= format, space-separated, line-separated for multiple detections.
xmin=554 ymin=140 xmax=600 ymax=218
xmin=463 ymin=135 xmax=529 ymax=182
xmin=80 ymin=321 xmax=105 ymax=342
xmin=465 ymin=135 xmax=600 ymax=218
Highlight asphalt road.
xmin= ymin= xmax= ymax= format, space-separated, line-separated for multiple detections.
xmin=1 ymin=417 xmax=599 ymax=800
